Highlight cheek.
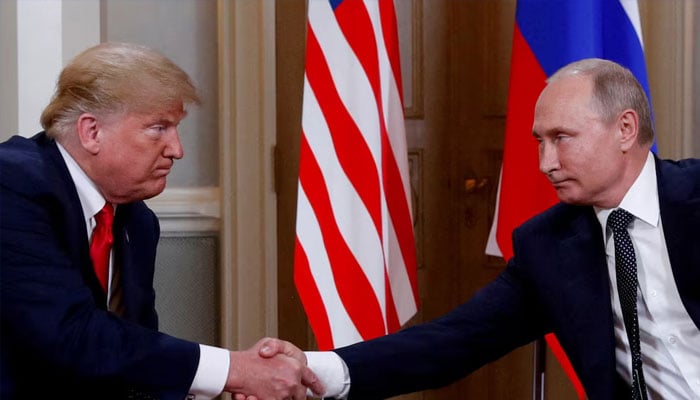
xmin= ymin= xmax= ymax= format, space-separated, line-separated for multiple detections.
xmin=565 ymin=140 xmax=601 ymax=167
xmin=112 ymin=153 xmax=151 ymax=181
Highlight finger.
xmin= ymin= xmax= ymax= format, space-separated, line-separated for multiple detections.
xmin=258 ymin=339 xmax=306 ymax=364
xmin=302 ymin=366 xmax=326 ymax=396
xmin=276 ymin=341 xmax=306 ymax=363
xmin=294 ymin=381 xmax=307 ymax=400
xmin=257 ymin=337 xmax=281 ymax=358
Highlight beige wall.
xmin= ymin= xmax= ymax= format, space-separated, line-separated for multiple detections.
xmin=103 ymin=0 xmax=219 ymax=187
xmin=0 ymin=0 xmax=18 ymax=140
xmin=1 ymin=0 xmax=100 ymax=139
xmin=641 ymin=0 xmax=698 ymax=159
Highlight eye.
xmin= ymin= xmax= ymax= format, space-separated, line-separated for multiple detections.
xmin=146 ymin=124 xmax=169 ymax=135
xmin=554 ymin=132 xmax=570 ymax=143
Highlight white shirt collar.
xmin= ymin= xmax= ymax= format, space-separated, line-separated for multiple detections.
xmin=596 ymin=152 xmax=659 ymax=235
xmin=56 ymin=142 xmax=107 ymax=223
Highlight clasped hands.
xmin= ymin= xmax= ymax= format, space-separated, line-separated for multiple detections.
xmin=226 ymin=338 xmax=324 ymax=400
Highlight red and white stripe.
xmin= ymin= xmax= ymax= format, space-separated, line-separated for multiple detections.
xmin=294 ymin=0 xmax=418 ymax=350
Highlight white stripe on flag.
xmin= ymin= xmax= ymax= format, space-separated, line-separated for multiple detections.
xmin=309 ymin=2 xmax=383 ymax=168
xmin=485 ymin=168 xmax=504 ymax=257
xmin=619 ymin=0 xmax=644 ymax=47
xmin=301 ymin=77 xmax=387 ymax=307
xmin=296 ymin=0 xmax=418 ymax=349
xmin=385 ymin=212 xmax=417 ymax=322
xmin=296 ymin=185 xmax=363 ymax=346
xmin=364 ymin=0 xmax=418 ymax=322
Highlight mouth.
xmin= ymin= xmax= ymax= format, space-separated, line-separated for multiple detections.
xmin=552 ymin=179 xmax=569 ymax=190
xmin=154 ymin=160 xmax=174 ymax=175
xmin=549 ymin=178 xmax=570 ymax=189
xmin=153 ymin=167 xmax=171 ymax=177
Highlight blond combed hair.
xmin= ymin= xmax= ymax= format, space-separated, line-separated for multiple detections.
xmin=41 ymin=42 xmax=200 ymax=139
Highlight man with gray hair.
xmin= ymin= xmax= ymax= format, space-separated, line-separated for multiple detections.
xmin=0 ymin=42 xmax=322 ymax=400
xmin=258 ymin=58 xmax=699 ymax=400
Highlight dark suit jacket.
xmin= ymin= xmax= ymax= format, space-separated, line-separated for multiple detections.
xmin=0 ymin=133 xmax=200 ymax=399
xmin=335 ymin=157 xmax=700 ymax=400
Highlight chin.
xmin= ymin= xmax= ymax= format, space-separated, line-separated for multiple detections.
xmin=136 ymin=180 xmax=168 ymax=201
xmin=148 ymin=182 xmax=168 ymax=199
xmin=555 ymin=190 xmax=585 ymax=205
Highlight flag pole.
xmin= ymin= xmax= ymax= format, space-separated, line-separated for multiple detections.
xmin=532 ymin=337 xmax=546 ymax=400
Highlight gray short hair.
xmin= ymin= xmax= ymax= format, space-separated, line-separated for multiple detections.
xmin=548 ymin=58 xmax=654 ymax=145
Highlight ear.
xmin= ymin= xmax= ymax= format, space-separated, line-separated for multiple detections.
xmin=76 ymin=113 xmax=102 ymax=155
xmin=618 ymin=109 xmax=639 ymax=152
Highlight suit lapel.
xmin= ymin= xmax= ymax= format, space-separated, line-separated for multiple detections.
xmin=555 ymin=207 xmax=618 ymax=395
xmin=39 ymin=134 xmax=108 ymax=307
xmin=112 ymin=203 xmax=159 ymax=329
xmin=113 ymin=205 xmax=138 ymax=322
xmin=656 ymin=158 xmax=700 ymax=329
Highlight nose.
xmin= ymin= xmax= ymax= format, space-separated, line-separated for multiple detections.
xmin=538 ymin=141 xmax=559 ymax=176
xmin=164 ymin=128 xmax=184 ymax=160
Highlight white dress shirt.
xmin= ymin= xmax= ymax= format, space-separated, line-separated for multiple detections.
xmin=57 ymin=143 xmax=229 ymax=399
xmin=309 ymin=153 xmax=700 ymax=399
xmin=595 ymin=152 xmax=700 ymax=399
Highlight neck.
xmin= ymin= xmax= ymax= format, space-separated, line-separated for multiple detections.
xmin=599 ymin=148 xmax=650 ymax=209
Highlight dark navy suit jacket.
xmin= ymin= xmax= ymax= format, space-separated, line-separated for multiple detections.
xmin=335 ymin=157 xmax=700 ymax=400
xmin=0 ymin=133 xmax=200 ymax=399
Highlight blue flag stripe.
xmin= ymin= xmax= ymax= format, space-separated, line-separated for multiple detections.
xmin=517 ymin=0 xmax=654 ymax=150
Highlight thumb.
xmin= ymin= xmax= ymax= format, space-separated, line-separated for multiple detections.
xmin=257 ymin=337 xmax=281 ymax=358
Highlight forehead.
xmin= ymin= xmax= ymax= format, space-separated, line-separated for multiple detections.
xmin=540 ymin=75 xmax=593 ymax=108
xmin=533 ymin=75 xmax=595 ymax=131
xmin=125 ymin=103 xmax=187 ymax=124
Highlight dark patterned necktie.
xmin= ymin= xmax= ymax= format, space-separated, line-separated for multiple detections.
xmin=608 ymin=209 xmax=648 ymax=400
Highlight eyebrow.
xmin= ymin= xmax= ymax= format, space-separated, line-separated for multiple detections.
xmin=140 ymin=108 xmax=187 ymax=128
xmin=533 ymin=126 xmax=569 ymax=138
xmin=147 ymin=115 xmax=184 ymax=127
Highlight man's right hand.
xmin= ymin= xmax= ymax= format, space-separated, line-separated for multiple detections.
xmin=225 ymin=337 xmax=324 ymax=400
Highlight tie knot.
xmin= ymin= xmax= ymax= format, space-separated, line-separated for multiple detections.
xmin=95 ymin=203 xmax=115 ymax=227
xmin=608 ymin=208 xmax=634 ymax=233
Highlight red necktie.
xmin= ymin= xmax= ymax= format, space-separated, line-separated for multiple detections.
xmin=90 ymin=203 xmax=114 ymax=293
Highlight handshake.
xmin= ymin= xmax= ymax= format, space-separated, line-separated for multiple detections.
xmin=225 ymin=338 xmax=326 ymax=400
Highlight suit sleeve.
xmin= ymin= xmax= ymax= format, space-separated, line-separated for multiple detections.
xmin=334 ymin=255 xmax=548 ymax=400
xmin=0 ymin=157 xmax=199 ymax=398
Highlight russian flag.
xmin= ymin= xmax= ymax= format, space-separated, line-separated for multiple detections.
xmin=486 ymin=0 xmax=653 ymax=398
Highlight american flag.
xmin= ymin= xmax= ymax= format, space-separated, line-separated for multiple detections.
xmin=294 ymin=0 xmax=419 ymax=350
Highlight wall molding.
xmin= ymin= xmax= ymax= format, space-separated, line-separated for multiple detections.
xmin=145 ymin=187 xmax=220 ymax=237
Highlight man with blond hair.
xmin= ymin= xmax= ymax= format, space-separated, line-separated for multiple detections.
xmin=0 ymin=42 xmax=321 ymax=400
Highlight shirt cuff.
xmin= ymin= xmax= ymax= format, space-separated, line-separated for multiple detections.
xmin=188 ymin=344 xmax=229 ymax=399
xmin=305 ymin=351 xmax=350 ymax=399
